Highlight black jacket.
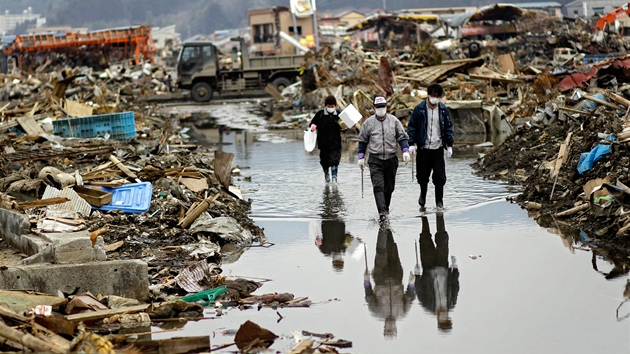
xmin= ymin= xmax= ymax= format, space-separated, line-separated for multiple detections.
xmin=309 ymin=109 xmax=342 ymax=151
xmin=407 ymin=101 xmax=454 ymax=149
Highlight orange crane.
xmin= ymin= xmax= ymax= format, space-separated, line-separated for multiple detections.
xmin=3 ymin=25 xmax=155 ymax=71
xmin=595 ymin=3 xmax=630 ymax=31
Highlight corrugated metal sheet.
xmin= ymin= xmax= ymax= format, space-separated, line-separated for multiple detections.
xmin=42 ymin=185 xmax=92 ymax=217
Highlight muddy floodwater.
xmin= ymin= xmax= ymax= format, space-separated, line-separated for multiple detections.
xmin=157 ymin=103 xmax=630 ymax=353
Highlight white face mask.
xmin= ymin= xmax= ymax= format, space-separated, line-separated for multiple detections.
xmin=428 ymin=97 xmax=440 ymax=105
xmin=326 ymin=107 xmax=336 ymax=114
xmin=375 ymin=108 xmax=386 ymax=117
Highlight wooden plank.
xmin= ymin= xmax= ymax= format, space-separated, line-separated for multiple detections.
xmin=264 ymin=84 xmax=283 ymax=101
xmin=63 ymin=99 xmax=93 ymax=117
xmin=0 ymin=305 xmax=70 ymax=350
xmin=583 ymin=94 xmax=623 ymax=111
xmin=109 ymin=155 xmax=138 ymax=179
xmin=0 ymin=321 xmax=66 ymax=354
xmin=65 ymin=304 xmax=150 ymax=322
xmin=555 ymin=203 xmax=590 ymax=218
xmin=497 ymin=53 xmax=518 ymax=74
xmin=214 ymin=151 xmax=234 ymax=189
xmin=468 ymin=74 xmax=524 ymax=84
xmin=16 ymin=116 xmax=45 ymax=136
xmin=131 ymin=336 xmax=210 ymax=354
xmin=18 ymin=197 xmax=70 ymax=209
xmin=27 ymin=102 xmax=39 ymax=116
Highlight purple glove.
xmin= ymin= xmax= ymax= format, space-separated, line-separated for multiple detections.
xmin=358 ymin=152 xmax=365 ymax=160
xmin=402 ymin=148 xmax=409 ymax=153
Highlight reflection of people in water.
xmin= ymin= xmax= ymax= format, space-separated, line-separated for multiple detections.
xmin=364 ymin=227 xmax=415 ymax=339
xmin=415 ymin=214 xmax=459 ymax=333
xmin=315 ymin=186 xmax=355 ymax=271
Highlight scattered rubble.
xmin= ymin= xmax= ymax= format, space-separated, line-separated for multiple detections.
xmin=5 ymin=6 xmax=630 ymax=351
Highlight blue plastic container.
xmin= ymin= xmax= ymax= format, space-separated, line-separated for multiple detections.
xmin=53 ymin=112 xmax=136 ymax=141
xmin=94 ymin=182 xmax=152 ymax=213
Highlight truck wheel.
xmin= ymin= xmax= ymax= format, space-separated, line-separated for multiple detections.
xmin=191 ymin=82 xmax=213 ymax=102
xmin=468 ymin=42 xmax=481 ymax=58
xmin=272 ymin=77 xmax=292 ymax=91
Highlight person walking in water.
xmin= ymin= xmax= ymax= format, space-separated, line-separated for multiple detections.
xmin=407 ymin=83 xmax=454 ymax=211
xmin=309 ymin=95 xmax=343 ymax=184
xmin=358 ymin=95 xmax=410 ymax=222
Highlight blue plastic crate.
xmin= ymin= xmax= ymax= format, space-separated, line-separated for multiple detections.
xmin=53 ymin=111 xmax=136 ymax=141
xmin=93 ymin=182 xmax=152 ymax=213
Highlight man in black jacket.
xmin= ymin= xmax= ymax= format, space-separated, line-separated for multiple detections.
xmin=407 ymin=83 xmax=454 ymax=211
xmin=309 ymin=95 xmax=342 ymax=184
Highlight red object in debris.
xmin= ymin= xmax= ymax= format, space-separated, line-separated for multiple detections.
xmin=558 ymin=55 xmax=630 ymax=91
xmin=558 ymin=67 xmax=599 ymax=91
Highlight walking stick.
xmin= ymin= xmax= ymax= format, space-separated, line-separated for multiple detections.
xmin=361 ymin=166 xmax=364 ymax=198
xmin=364 ymin=243 xmax=368 ymax=271
xmin=411 ymin=153 xmax=414 ymax=182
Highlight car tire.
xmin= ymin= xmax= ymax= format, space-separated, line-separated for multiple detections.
xmin=468 ymin=42 xmax=481 ymax=58
xmin=191 ymin=82 xmax=213 ymax=102
xmin=271 ymin=77 xmax=292 ymax=91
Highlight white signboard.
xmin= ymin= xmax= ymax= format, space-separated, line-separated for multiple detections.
xmin=290 ymin=0 xmax=314 ymax=18
xmin=339 ymin=104 xmax=363 ymax=128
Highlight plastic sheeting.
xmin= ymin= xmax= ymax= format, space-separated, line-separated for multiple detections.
xmin=577 ymin=135 xmax=616 ymax=174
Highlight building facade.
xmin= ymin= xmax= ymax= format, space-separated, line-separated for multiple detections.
xmin=248 ymin=7 xmax=314 ymax=55
xmin=565 ymin=0 xmax=624 ymax=17
xmin=512 ymin=2 xmax=563 ymax=18
xmin=0 ymin=8 xmax=46 ymax=35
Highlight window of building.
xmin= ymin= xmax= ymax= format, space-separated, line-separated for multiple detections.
xmin=593 ymin=7 xmax=605 ymax=15
xmin=253 ymin=23 xmax=274 ymax=44
xmin=573 ymin=9 xmax=579 ymax=16
xmin=288 ymin=26 xmax=303 ymax=36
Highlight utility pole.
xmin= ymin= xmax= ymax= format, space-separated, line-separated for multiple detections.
xmin=311 ymin=0 xmax=319 ymax=51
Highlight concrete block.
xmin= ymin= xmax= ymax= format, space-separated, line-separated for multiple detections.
xmin=0 ymin=207 xmax=106 ymax=265
xmin=0 ymin=260 xmax=149 ymax=301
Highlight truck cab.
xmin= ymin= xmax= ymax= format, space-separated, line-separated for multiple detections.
xmin=177 ymin=42 xmax=220 ymax=102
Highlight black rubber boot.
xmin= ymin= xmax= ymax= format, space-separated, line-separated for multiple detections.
xmin=331 ymin=166 xmax=338 ymax=184
xmin=419 ymin=184 xmax=427 ymax=211
xmin=436 ymin=185 xmax=444 ymax=209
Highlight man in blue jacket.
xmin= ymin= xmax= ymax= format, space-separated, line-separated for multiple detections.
xmin=407 ymin=83 xmax=454 ymax=211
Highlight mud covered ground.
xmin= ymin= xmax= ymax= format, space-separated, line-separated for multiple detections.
xmin=472 ymin=103 xmax=630 ymax=249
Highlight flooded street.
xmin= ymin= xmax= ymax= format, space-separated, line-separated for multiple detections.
xmin=157 ymin=103 xmax=629 ymax=353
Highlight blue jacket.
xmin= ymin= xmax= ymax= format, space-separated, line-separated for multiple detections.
xmin=407 ymin=101 xmax=454 ymax=149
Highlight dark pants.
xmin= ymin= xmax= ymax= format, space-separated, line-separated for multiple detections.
xmin=368 ymin=155 xmax=398 ymax=215
xmin=419 ymin=215 xmax=449 ymax=269
xmin=416 ymin=148 xmax=446 ymax=205
xmin=319 ymin=149 xmax=341 ymax=172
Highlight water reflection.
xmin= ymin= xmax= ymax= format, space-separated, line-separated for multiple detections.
xmin=363 ymin=227 xmax=415 ymax=339
xmin=416 ymin=214 xmax=459 ymax=333
xmin=315 ymin=185 xmax=356 ymax=271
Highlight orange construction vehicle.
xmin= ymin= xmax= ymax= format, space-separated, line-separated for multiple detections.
xmin=595 ymin=3 xmax=630 ymax=31
xmin=1 ymin=25 xmax=155 ymax=73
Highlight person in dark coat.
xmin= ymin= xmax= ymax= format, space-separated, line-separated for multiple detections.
xmin=407 ymin=83 xmax=454 ymax=211
xmin=415 ymin=213 xmax=459 ymax=333
xmin=309 ymin=95 xmax=343 ymax=184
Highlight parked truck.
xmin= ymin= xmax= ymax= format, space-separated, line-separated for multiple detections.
xmin=176 ymin=36 xmax=304 ymax=102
